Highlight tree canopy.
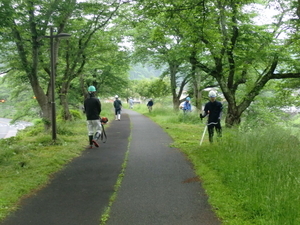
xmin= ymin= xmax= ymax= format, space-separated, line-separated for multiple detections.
xmin=129 ymin=0 xmax=300 ymax=126
xmin=0 ymin=0 xmax=130 ymax=123
xmin=1 ymin=0 xmax=300 ymax=127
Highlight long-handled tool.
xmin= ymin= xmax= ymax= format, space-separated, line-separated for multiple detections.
xmin=100 ymin=124 xmax=107 ymax=143
xmin=200 ymin=121 xmax=219 ymax=146
xmin=199 ymin=125 xmax=207 ymax=146
xmin=100 ymin=117 xmax=108 ymax=143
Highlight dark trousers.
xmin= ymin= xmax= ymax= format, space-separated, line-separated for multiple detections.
xmin=208 ymin=122 xmax=222 ymax=143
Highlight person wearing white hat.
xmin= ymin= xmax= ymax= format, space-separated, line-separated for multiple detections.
xmin=200 ymin=90 xmax=223 ymax=143
xmin=113 ymin=95 xmax=122 ymax=120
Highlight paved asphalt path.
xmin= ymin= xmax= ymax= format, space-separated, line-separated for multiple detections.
xmin=107 ymin=110 xmax=220 ymax=225
xmin=0 ymin=110 xmax=220 ymax=225
xmin=1 ymin=114 xmax=130 ymax=225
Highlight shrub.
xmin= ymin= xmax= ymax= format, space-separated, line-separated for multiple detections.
xmin=69 ymin=109 xmax=82 ymax=120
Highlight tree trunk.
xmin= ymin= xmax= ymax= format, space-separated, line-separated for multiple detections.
xmin=194 ymin=86 xmax=202 ymax=111
xmin=225 ymin=113 xmax=241 ymax=127
xmin=192 ymin=69 xmax=202 ymax=111
xmin=59 ymin=82 xmax=72 ymax=121
xmin=173 ymin=96 xmax=180 ymax=110
xmin=225 ymin=103 xmax=242 ymax=127
xmin=60 ymin=94 xmax=72 ymax=121
xmin=190 ymin=50 xmax=202 ymax=111
xmin=31 ymin=79 xmax=52 ymax=130
xmin=169 ymin=62 xmax=180 ymax=111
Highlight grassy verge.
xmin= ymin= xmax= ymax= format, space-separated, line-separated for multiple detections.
xmin=0 ymin=103 xmax=114 ymax=221
xmin=0 ymin=120 xmax=86 ymax=220
xmin=132 ymin=103 xmax=300 ymax=225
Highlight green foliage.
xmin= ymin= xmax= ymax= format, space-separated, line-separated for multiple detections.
xmin=22 ymin=123 xmax=44 ymax=137
xmin=69 ymin=109 xmax=82 ymax=120
xmin=0 ymin=77 xmax=39 ymax=121
xmin=240 ymin=80 xmax=300 ymax=131
xmin=0 ymin=0 xmax=131 ymax=124
xmin=57 ymin=109 xmax=82 ymax=121
xmin=131 ymin=0 xmax=300 ymax=126
xmin=133 ymin=78 xmax=171 ymax=99
xmin=134 ymin=103 xmax=300 ymax=224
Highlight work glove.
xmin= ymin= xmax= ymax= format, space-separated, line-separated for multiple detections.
xmin=200 ymin=113 xmax=204 ymax=120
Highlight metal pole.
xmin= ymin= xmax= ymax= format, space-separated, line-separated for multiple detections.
xmin=50 ymin=27 xmax=57 ymax=140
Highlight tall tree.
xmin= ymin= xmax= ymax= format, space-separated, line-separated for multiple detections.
xmin=135 ymin=0 xmax=300 ymax=126
xmin=130 ymin=18 xmax=193 ymax=109
xmin=53 ymin=1 xmax=126 ymax=120
xmin=0 ymin=0 xmax=76 ymax=126
xmin=130 ymin=0 xmax=219 ymax=110
xmin=0 ymin=0 xmax=127 ymax=124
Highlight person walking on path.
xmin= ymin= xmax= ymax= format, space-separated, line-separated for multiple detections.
xmin=146 ymin=98 xmax=153 ymax=112
xmin=128 ymin=97 xmax=134 ymax=109
xmin=114 ymin=95 xmax=122 ymax=121
xmin=200 ymin=90 xmax=223 ymax=143
xmin=182 ymin=97 xmax=192 ymax=113
xmin=84 ymin=86 xmax=102 ymax=148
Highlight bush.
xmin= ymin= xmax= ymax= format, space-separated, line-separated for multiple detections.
xmin=69 ymin=109 xmax=82 ymax=120
xmin=57 ymin=109 xmax=83 ymax=121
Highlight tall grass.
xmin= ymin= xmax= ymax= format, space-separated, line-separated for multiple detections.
xmin=133 ymin=103 xmax=300 ymax=225
xmin=202 ymin=127 xmax=300 ymax=224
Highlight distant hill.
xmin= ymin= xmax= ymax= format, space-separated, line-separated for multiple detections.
xmin=128 ymin=63 xmax=163 ymax=80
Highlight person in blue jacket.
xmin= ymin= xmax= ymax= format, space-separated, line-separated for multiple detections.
xmin=182 ymin=97 xmax=192 ymax=113
xmin=200 ymin=91 xmax=223 ymax=143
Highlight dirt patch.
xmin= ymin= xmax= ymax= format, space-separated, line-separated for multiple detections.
xmin=182 ymin=176 xmax=201 ymax=183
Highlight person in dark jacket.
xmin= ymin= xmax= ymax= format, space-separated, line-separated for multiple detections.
xmin=84 ymin=86 xmax=102 ymax=148
xmin=147 ymin=98 xmax=153 ymax=112
xmin=114 ymin=95 xmax=122 ymax=121
xmin=200 ymin=90 xmax=223 ymax=143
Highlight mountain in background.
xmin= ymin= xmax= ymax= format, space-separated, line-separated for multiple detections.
xmin=128 ymin=63 xmax=163 ymax=80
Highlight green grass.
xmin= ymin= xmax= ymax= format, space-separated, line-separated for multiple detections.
xmin=132 ymin=103 xmax=300 ymax=225
xmin=0 ymin=103 xmax=114 ymax=221
xmin=0 ymin=121 xmax=86 ymax=220
xmin=1 ymin=102 xmax=300 ymax=224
